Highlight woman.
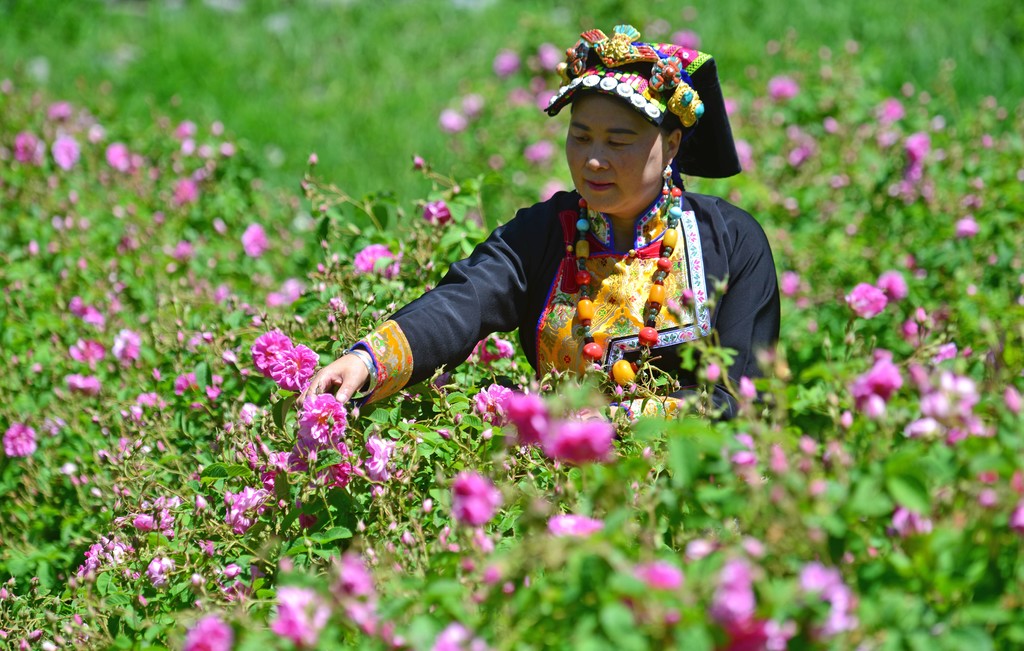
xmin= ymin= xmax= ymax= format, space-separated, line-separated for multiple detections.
xmin=300 ymin=25 xmax=780 ymax=419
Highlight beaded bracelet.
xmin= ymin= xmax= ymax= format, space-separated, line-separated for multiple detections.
xmin=347 ymin=347 xmax=378 ymax=399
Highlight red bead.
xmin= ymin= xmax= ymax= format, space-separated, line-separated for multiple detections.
xmin=576 ymin=269 xmax=592 ymax=285
xmin=671 ymin=187 xmax=682 ymax=197
xmin=638 ymin=326 xmax=659 ymax=347
xmin=578 ymin=198 xmax=588 ymax=209
xmin=582 ymin=342 xmax=604 ymax=361
xmin=657 ymin=257 xmax=672 ymax=272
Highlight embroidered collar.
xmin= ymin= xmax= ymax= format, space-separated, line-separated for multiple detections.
xmin=585 ymin=191 xmax=670 ymax=252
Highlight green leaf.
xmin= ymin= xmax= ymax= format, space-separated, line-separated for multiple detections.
xmin=194 ymin=360 xmax=211 ymax=388
xmin=599 ymin=601 xmax=645 ymax=651
xmin=667 ymin=435 xmax=700 ymax=489
xmin=201 ymin=463 xmax=254 ymax=483
xmin=96 ymin=571 xmax=111 ymax=596
xmin=308 ymin=526 xmax=353 ymax=544
xmin=848 ymin=477 xmax=894 ymax=517
xmin=272 ymin=394 xmax=297 ymax=431
xmin=886 ymin=474 xmax=930 ymax=514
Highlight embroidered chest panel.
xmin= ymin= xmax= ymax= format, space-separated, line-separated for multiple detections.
xmin=536 ymin=209 xmax=711 ymax=373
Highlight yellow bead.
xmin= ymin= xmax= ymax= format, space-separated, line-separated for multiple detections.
xmin=611 ymin=360 xmax=636 ymax=385
xmin=577 ymin=298 xmax=595 ymax=321
xmin=662 ymin=228 xmax=679 ymax=249
xmin=648 ymin=283 xmax=666 ymax=306
xmin=576 ymin=240 xmax=590 ymax=258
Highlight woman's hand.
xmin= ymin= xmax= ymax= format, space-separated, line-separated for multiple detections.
xmin=298 ymin=353 xmax=370 ymax=408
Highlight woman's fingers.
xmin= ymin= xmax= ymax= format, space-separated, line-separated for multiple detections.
xmin=298 ymin=355 xmax=370 ymax=407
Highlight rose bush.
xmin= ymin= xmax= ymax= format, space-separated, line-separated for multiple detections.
xmin=1 ymin=25 xmax=1023 ymax=651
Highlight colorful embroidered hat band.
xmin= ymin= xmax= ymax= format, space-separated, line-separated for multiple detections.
xmin=545 ymin=24 xmax=742 ymax=179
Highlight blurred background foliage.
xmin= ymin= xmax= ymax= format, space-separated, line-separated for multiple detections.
xmin=2 ymin=0 xmax=1022 ymax=209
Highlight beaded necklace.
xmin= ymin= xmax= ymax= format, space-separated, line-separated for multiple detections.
xmin=573 ymin=173 xmax=685 ymax=386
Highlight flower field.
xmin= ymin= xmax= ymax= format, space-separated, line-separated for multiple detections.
xmin=2 ymin=11 xmax=1024 ymax=651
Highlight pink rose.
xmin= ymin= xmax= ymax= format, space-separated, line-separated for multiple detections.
xmin=3 ymin=423 xmax=37 ymax=458
xmin=451 ymin=471 xmax=502 ymax=526
xmin=106 ymin=142 xmax=132 ymax=172
xmin=547 ymin=514 xmax=604 ymax=538
xmin=242 ymin=223 xmax=269 ymax=257
xmin=634 ymin=560 xmax=684 ymax=590
xmin=767 ymin=75 xmax=799 ymax=101
xmin=845 ymin=282 xmax=888 ymax=318
xmin=876 ymin=270 xmax=908 ymax=301
xmin=184 ymin=615 xmax=234 ymax=651
xmin=51 ymin=135 xmax=80 ymax=170
xmin=542 ymin=420 xmax=615 ymax=464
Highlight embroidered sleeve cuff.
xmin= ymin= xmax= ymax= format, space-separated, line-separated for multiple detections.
xmin=358 ymin=319 xmax=414 ymax=405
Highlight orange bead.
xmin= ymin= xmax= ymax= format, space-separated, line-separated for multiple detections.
xmin=611 ymin=360 xmax=637 ymax=385
xmin=662 ymin=228 xmax=679 ymax=250
xmin=648 ymin=284 xmax=666 ymax=306
xmin=577 ymin=298 xmax=595 ymax=321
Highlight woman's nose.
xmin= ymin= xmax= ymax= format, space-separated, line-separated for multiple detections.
xmin=585 ymin=154 xmax=607 ymax=170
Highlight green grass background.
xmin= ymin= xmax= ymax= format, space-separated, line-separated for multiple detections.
xmin=2 ymin=0 xmax=1022 ymax=202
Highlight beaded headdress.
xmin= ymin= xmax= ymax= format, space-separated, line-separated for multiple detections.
xmin=545 ymin=24 xmax=741 ymax=179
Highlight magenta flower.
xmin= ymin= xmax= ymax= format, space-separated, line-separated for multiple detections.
xmin=877 ymin=98 xmax=905 ymax=125
xmin=105 ymin=142 xmax=132 ymax=172
xmin=850 ymin=351 xmax=903 ymax=418
xmin=492 ymin=49 xmax=520 ymax=77
xmin=671 ymin=30 xmax=701 ymax=49
xmin=1010 ymin=500 xmax=1024 ymax=535
xmin=423 ymin=200 xmax=452 ymax=226
xmin=183 ymin=615 xmax=234 ymax=651
xmin=3 ymin=423 xmax=37 ymax=458
xmin=48 ymin=101 xmax=73 ymax=121
xmin=69 ymin=339 xmax=106 ymax=368
xmin=876 ymin=270 xmax=908 ymax=301
xmin=268 ymin=344 xmax=319 ymax=392
xmin=224 ymin=486 xmax=270 ymax=534
xmin=548 ymin=514 xmax=604 ymax=538
xmin=267 ymin=278 xmax=305 ymax=307
xmin=474 ymin=384 xmax=513 ymax=426
xmin=353 ymin=243 xmax=401 ymax=279
xmin=1006 ymin=387 xmax=1022 ymax=415
xmin=451 ymin=471 xmax=502 ymax=526
xmin=780 ymin=271 xmax=801 ymax=297
xmin=542 ymin=420 xmax=615 ymax=464
xmin=270 ymin=586 xmax=329 ymax=647
xmin=365 ymin=435 xmax=396 ymax=482
xmin=955 ymin=216 xmax=979 ymax=238
xmin=174 ymin=372 xmax=199 ymax=396
xmin=505 ymin=392 xmax=549 ymax=446
xmin=112 ymin=329 xmax=142 ymax=364
xmin=844 ymin=282 xmax=888 ymax=318
xmin=523 ymin=140 xmax=555 ymax=165
xmin=460 ymin=93 xmax=485 ymax=119
xmin=14 ymin=132 xmax=44 ymax=165
xmin=146 ymin=556 xmax=175 ymax=587
xmin=251 ymin=330 xmax=295 ymax=376
xmin=242 ymin=223 xmax=269 ymax=257
xmin=433 ymin=622 xmax=487 ymax=651
xmin=66 ymin=374 xmax=101 ymax=396
xmin=767 ymin=75 xmax=799 ymax=101
xmin=334 ymin=552 xmax=376 ymax=600
xmin=173 ymin=177 xmax=199 ymax=205
xmin=890 ymin=506 xmax=933 ymax=537
xmin=634 ymin=560 xmax=684 ymax=591
xmin=536 ymin=42 xmax=561 ymax=71
xmin=905 ymin=132 xmax=930 ymax=167
xmin=473 ymin=334 xmax=515 ymax=364
xmin=51 ymin=134 xmax=80 ymax=170
xmin=709 ymin=558 xmax=756 ymax=627
xmin=438 ymin=109 xmax=468 ymax=134
xmin=297 ymin=393 xmax=348 ymax=452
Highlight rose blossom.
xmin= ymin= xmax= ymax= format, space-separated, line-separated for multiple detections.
xmin=297 ymin=393 xmax=348 ymax=452
xmin=365 ymin=435 xmax=396 ymax=482
xmin=268 ymin=343 xmax=319 ymax=392
xmin=474 ymin=384 xmax=513 ymax=426
xmin=547 ymin=514 xmax=604 ymax=537
xmin=876 ymin=270 xmax=908 ymax=301
xmin=634 ymin=561 xmax=684 ymax=590
xmin=183 ymin=615 xmax=234 ymax=651
xmin=492 ymin=49 xmax=520 ymax=77
xmin=710 ymin=558 xmax=756 ymax=627
xmin=850 ymin=350 xmax=903 ymax=418
xmin=3 ymin=423 xmax=37 ymax=458
xmin=451 ymin=471 xmax=502 ymax=526
xmin=438 ymin=109 xmax=468 ymax=134
xmin=51 ymin=134 xmax=80 ymax=170
xmin=767 ymin=75 xmax=799 ymax=101
xmin=270 ymin=587 xmax=329 ymax=647
xmin=66 ymin=374 xmax=102 ymax=396
xmin=14 ymin=132 xmax=44 ymax=165
xmin=845 ymin=282 xmax=888 ymax=318
xmin=505 ymin=392 xmax=549 ymax=446
xmin=542 ymin=420 xmax=615 ymax=464
xmin=353 ymin=243 xmax=401 ymax=279
xmin=146 ymin=556 xmax=175 ymax=587
xmin=423 ymin=200 xmax=452 ymax=226
xmin=112 ymin=329 xmax=142 ymax=364
xmin=251 ymin=330 xmax=294 ymax=376
xmin=334 ymin=552 xmax=375 ymax=600
xmin=105 ymin=142 xmax=132 ymax=172
xmin=242 ymin=223 xmax=269 ymax=257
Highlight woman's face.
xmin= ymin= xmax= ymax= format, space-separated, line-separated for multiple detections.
xmin=565 ymin=93 xmax=681 ymax=223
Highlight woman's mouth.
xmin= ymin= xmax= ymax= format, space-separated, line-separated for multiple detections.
xmin=586 ymin=180 xmax=614 ymax=192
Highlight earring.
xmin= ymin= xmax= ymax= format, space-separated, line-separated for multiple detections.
xmin=662 ymin=163 xmax=673 ymax=196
